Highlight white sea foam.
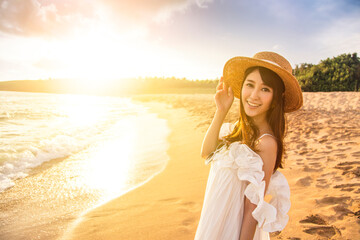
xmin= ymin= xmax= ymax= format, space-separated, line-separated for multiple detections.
xmin=0 ymin=134 xmax=82 ymax=192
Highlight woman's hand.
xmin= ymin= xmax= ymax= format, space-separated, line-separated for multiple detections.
xmin=214 ymin=77 xmax=234 ymax=113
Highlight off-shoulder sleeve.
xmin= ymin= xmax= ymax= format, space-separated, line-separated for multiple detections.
xmin=219 ymin=122 xmax=235 ymax=140
xmin=245 ymin=170 xmax=290 ymax=232
xmin=229 ymin=143 xmax=291 ymax=232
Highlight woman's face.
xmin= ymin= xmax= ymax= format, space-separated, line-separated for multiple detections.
xmin=241 ymin=68 xmax=274 ymax=121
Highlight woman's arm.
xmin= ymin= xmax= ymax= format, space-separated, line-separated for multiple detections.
xmin=200 ymin=77 xmax=234 ymax=158
xmin=200 ymin=110 xmax=227 ymax=158
xmin=239 ymin=199 xmax=258 ymax=240
xmin=239 ymin=136 xmax=277 ymax=239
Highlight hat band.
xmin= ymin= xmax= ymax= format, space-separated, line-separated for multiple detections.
xmin=259 ymin=59 xmax=282 ymax=68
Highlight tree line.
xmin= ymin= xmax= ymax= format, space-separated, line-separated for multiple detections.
xmin=294 ymin=53 xmax=360 ymax=92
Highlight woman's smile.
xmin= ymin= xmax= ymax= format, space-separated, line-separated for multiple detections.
xmin=246 ymin=100 xmax=262 ymax=108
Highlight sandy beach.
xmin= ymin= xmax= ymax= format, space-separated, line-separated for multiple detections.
xmin=64 ymin=92 xmax=360 ymax=240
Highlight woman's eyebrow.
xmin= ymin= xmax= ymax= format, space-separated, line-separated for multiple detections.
xmin=245 ymin=79 xmax=267 ymax=85
xmin=245 ymin=79 xmax=272 ymax=88
xmin=245 ymin=79 xmax=255 ymax=83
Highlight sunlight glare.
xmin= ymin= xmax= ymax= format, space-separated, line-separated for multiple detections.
xmin=81 ymin=118 xmax=137 ymax=200
xmin=59 ymin=94 xmax=107 ymax=127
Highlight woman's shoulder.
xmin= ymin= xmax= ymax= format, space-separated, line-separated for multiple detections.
xmin=255 ymin=134 xmax=278 ymax=172
xmin=256 ymin=134 xmax=277 ymax=153
xmin=257 ymin=133 xmax=276 ymax=141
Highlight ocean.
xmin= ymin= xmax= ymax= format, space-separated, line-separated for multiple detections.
xmin=0 ymin=91 xmax=170 ymax=240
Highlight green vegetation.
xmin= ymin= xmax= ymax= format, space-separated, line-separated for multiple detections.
xmin=134 ymin=77 xmax=217 ymax=93
xmin=294 ymin=53 xmax=360 ymax=92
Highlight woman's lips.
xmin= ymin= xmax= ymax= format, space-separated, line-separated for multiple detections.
xmin=247 ymin=100 xmax=261 ymax=108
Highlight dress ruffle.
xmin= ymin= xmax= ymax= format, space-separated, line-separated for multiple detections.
xmin=217 ymin=122 xmax=291 ymax=233
xmin=219 ymin=122 xmax=236 ymax=140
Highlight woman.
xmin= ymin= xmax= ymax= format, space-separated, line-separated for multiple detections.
xmin=195 ymin=51 xmax=303 ymax=240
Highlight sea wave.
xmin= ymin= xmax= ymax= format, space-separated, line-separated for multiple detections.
xmin=0 ymin=134 xmax=83 ymax=192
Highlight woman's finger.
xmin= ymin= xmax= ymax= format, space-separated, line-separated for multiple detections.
xmin=223 ymin=82 xmax=228 ymax=91
xmin=228 ymin=86 xmax=233 ymax=97
xmin=216 ymin=81 xmax=223 ymax=91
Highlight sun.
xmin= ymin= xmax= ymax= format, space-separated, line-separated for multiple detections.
xmin=61 ymin=24 xmax=127 ymax=83
xmin=42 ymin=22 xmax=140 ymax=91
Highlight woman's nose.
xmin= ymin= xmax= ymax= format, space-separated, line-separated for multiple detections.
xmin=249 ymin=88 xmax=260 ymax=99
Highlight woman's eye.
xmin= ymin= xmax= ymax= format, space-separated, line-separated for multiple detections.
xmin=246 ymin=83 xmax=254 ymax=88
xmin=262 ymin=88 xmax=271 ymax=92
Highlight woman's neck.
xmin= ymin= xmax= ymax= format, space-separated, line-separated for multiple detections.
xmin=251 ymin=116 xmax=272 ymax=135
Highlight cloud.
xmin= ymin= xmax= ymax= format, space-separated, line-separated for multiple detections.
xmin=98 ymin=0 xmax=213 ymax=28
xmin=314 ymin=15 xmax=360 ymax=57
xmin=99 ymin=0 xmax=188 ymax=28
xmin=0 ymin=0 xmax=213 ymax=37
xmin=272 ymin=44 xmax=280 ymax=50
xmin=263 ymin=0 xmax=294 ymax=19
xmin=196 ymin=0 xmax=213 ymax=8
xmin=304 ymin=0 xmax=360 ymax=58
xmin=0 ymin=0 xmax=97 ymax=37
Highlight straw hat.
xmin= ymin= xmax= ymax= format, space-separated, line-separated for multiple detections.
xmin=223 ymin=51 xmax=303 ymax=113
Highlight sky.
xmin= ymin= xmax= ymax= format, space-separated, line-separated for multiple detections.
xmin=0 ymin=0 xmax=359 ymax=83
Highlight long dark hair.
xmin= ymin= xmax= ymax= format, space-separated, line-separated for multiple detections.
xmin=223 ymin=66 xmax=286 ymax=172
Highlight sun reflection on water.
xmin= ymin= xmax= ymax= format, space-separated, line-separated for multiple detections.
xmin=58 ymin=94 xmax=110 ymax=127
xmin=81 ymin=119 xmax=137 ymax=200
xmin=53 ymin=94 xmax=141 ymax=201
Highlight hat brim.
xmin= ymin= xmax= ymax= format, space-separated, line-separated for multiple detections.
xmin=223 ymin=56 xmax=303 ymax=113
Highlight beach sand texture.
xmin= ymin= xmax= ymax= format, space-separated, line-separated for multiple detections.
xmin=65 ymin=92 xmax=360 ymax=240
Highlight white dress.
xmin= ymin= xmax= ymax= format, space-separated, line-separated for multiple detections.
xmin=195 ymin=123 xmax=291 ymax=240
